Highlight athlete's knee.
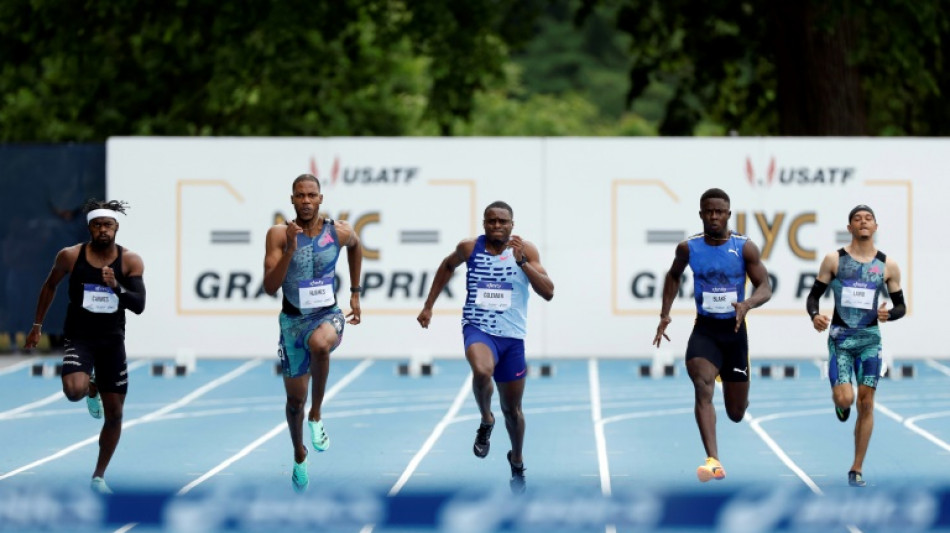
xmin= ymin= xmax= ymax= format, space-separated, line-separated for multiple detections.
xmin=726 ymin=405 xmax=746 ymax=423
xmin=501 ymin=401 xmax=523 ymax=420
xmin=832 ymin=386 xmax=854 ymax=407
xmin=308 ymin=334 xmax=335 ymax=355
xmin=856 ymin=394 xmax=875 ymax=414
xmin=62 ymin=383 xmax=86 ymax=402
xmin=103 ymin=409 xmax=123 ymax=425
xmin=285 ymin=395 xmax=306 ymax=413
xmin=470 ymin=364 xmax=494 ymax=384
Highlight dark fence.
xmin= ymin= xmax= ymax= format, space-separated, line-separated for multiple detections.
xmin=0 ymin=144 xmax=106 ymax=352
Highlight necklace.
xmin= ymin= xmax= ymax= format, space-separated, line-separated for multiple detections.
xmin=703 ymin=233 xmax=731 ymax=242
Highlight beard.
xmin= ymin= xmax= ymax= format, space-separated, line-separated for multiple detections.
xmin=89 ymin=236 xmax=114 ymax=251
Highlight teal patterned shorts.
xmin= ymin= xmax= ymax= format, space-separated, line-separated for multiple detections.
xmin=827 ymin=325 xmax=882 ymax=389
xmin=278 ymin=306 xmax=345 ymax=378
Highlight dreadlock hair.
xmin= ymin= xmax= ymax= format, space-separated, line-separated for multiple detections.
xmin=83 ymin=199 xmax=130 ymax=214
xmin=83 ymin=199 xmax=129 ymax=215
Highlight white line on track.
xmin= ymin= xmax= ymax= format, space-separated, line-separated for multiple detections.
xmin=902 ymin=410 xmax=950 ymax=453
xmin=744 ymin=409 xmax=824 ymax=495
xmin=0 ymin=361 xmax=150 ymax=420
xmin=926 ymin=359 xmax=950 ymax=377
xmin=387 ymin=372 xmax=472 ymax=497
xmin=0 ymin=391 xmax=63 ymax=419
xmin=177 ymin=358 xmax=373 ymax=495
xmin=588 ymin=359 xmax=612 ymax=497
xmin=0 ymin=359 xmax=261 ymax=481
xmin=0 ymin=357 xmax=39 ymax=376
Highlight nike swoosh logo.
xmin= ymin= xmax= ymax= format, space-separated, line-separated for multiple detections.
xmin=500 ymin=255 xmax=509 ymax=260
xmin=515 ymin=368 xmax=526 ymax=377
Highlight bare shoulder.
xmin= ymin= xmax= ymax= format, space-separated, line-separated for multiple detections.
xmin=266 ymin=224 xmax=288 ymax=243
xmin=56 ymin=244 xmax=82 ymax=264
xmin=333 ymin=218 xmax=354 ymax=237
xmin=456 ymin=238 xmax=477 ymax=253
xmin=267 ymin=223 xmax=288 ymax=235
xmin=885 ymin=255 xmax=902 ymax=274
xmin=674 ymin=240 xmax=690 ymax=259
xmin=122 ymin=248 xmax=144 ymax=265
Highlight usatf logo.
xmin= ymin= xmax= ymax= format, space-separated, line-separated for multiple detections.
xmin=746 ymin=156 xmax=856 ymax=187
xmin=310 ymin=156 xmax=420 ymax=187
xmin=310 ymin=156 xmax=341 ymax=187
xmin=746 ymin=156 xmax=776 ymax=188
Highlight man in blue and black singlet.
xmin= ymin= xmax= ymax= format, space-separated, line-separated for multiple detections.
xmin=263 ymin=174 xmax=363 ymax=493
xmin=418 ymin=201 xmax=554 ymax=494
xmin=25 ymin=199 xmax=147 ymax=494
xmin=653 ymin=188 xmax=772 ymax=483
xmin=806 ymin=204 xmax=905 ymax=488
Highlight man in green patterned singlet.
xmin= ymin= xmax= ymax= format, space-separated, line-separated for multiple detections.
xmin=806 ymin=205 xmax=906 ymax=488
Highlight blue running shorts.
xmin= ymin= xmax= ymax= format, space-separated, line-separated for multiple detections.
xmin=463 ymin=324 xmax=527 ymax=383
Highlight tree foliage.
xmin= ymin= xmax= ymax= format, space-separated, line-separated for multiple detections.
xmin=2 ymin=0 xmax=948 ymax=139
xmin=0 ymin=0 xmax=528 ymax=140
xmin=580 ymin=0 xmax=950 ymax=135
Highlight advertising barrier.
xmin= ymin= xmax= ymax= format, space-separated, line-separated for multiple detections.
xmin=107 ymin=138 xmax=942 ymax=359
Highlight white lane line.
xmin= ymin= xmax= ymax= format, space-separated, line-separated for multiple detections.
xmin=745 ymin=409 xmax=824 ymax=495
xmin=875 ymin=402 xmax=905 ymax=423
xmin=177 ymin=359 xmax=373 ymax=495
xmin=387 ymin=372 xmax=471 ymax=496
xmin=926 ymin=359 xmax=950 ymax=377
xmin=588 ymin=358 xmax=612 ymax=496
xmin=0 ymin=361 xmax=149 ymax=420
xmin=0 ymin=359 xmax=261 ymax=481
xmin=0 ymin=391 xmax=63 ymax=419
xmin=600 ymin=407 xmax=694 ymax=426
xmin=903 ymin=410 xmax=950 ymax=454
xmin=0 ymin=357 xmax=40 ymax=376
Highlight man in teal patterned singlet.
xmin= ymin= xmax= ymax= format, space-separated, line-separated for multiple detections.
xmin=807 ymin=205 xmax=906 ymax=488
xmin=263 ymin=174 xmax=363 ymax=492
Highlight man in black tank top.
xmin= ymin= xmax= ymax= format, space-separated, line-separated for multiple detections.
xmin=24 ymin=199 xmax=146 ymax=495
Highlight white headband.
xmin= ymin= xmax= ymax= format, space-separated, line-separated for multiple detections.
xmin=87 ymin=209 xmax=119 ymax=224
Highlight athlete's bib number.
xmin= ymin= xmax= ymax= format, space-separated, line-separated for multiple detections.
xmin=82 ymin=284 xmax=119 ymax=313
xmin=701 ymin=287 xmax=738 ymax=314
xmin=841 ymin=281 xmax=876 ymax=310
xmin=298 ymin=276 xmax=335 ymax=309
xmin=475 ymin=281 xmax=512 ymax=311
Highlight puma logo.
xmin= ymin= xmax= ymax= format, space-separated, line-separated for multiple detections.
xmin=728 ymin=249 xmax=739 ymax=256
xmin=733 ymin=367 xmax=748 ymax=376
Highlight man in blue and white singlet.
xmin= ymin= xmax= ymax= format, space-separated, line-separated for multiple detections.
xmin=418 ymin=201 xmax=554 ymax=494
xmin=807 ymin=204 xmax=905 ymax=488
xmin=653 ymin=188 xmax=772 ymax=483
xmin=263 ymin=174 xmax=363 ymax=493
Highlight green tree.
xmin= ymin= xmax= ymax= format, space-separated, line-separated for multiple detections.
xmin=580 ymin=0 xmax=950 ymax=135
xmin=0 ymin=0 xmax=532 ymax=140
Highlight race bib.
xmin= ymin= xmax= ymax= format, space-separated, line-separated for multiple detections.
xmin=474 ymin=281 xmax=512 ymax=311
xmin=701 ymin=286 xmax=738 ymax=314
xmin=298 ymin=276 xmax=335 ymax=309
xmin=82 ymin=284 xmax=119 ymax=313
xmin=841 ymin=281 xmax=876 ymax=310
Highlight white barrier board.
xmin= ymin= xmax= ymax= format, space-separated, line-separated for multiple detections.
xmin=108 ymin=138 xmax=941 ymax=359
